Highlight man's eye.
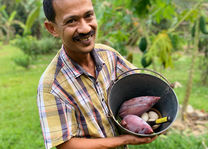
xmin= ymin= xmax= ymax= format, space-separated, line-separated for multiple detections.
xmin=86 ymin=13 xmax=93 ymax=18
xmin=66 ymin=19 xmax=75 ymax=24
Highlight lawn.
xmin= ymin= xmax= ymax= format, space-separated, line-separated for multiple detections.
xmin=0 ymin=44 xmax=207 ymax=149
xmin=0 ymin=44 xmax=54 ymax=149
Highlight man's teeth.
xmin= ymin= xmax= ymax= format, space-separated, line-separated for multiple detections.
xmin=79 ymin=35 xmax=93 ymax=41
xmin=80 ymin=36 xmax=91 ymax=41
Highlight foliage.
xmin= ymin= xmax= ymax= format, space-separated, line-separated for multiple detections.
xmin=141 ymin=51 xmax=152 ymax=68
xmin=129 ymin=0 xmax=151 ymax=18
xmin=37 ymin=37 xmax=62 ymax=54
xmin=0 ymin=0 xmax=43 ymax=38
xmin=23 ymin=1 xmax=42 ymax=35
xmin=126 ymin=52 xmax=133 ymax=63
xmin=13 ymin=54 xmax=31 ymax=69
xmin=168 ymin=33 xmax=185 ymax=51
xmin=12 ymin=35 xmax=60 ymax=68
xmin=198 ymin=35 xmax=208 ymax=85
xmin=94 ymin=1 xmax=136 ymax=55
xmin=0 ymin=5 xmax=19 ymax=42
xmin=13 ymin=36 xmax=60 ymax=57
xmin=13 ymin=36 xmax=40 ymax=58
xmin=145 ymin=32 xmax=173 ymax=68
xmin=128 ymin=0 xmax=206 ymax=70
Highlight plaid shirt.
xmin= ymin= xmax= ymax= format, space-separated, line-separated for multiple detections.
xmin=37 ymin=44 xmax=136 ymax=149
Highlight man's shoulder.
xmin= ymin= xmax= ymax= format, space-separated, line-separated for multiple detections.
xmin=38 ymin=50 xmax=62 ymax=91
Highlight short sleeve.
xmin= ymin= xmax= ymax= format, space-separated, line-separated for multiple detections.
xmin=94 ymin=43 xmax=138 ymax=77
xmin=115 ymin=52 xmax=137 ymax=78
xmin=37 ymin=88 xmax=78 ymax=149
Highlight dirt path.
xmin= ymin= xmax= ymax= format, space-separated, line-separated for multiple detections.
xmin=171 ymin=105 xmax=208 ymax=136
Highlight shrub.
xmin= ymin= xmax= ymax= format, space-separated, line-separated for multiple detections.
xmin=13 ymin=36 xmax=40 ymax=58
xmin=13 ymin=35 xmax=61 ymax=58
xmin=12 ymin=35 xmax=61 ymax=68
xmin=36 ymin=37 xmax=61 ymax=54
xmin=13 ymin=54 xmax=31 ymax=69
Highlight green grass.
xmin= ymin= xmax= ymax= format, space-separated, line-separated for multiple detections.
xmin=0 ymin=44 xmax=55 ymax=149
xmin=129 ymin=132 xmax=208 ymax=149
xmin=0 ymin=44 xmax=207 ymax=149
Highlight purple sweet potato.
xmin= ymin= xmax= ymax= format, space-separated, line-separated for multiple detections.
xmin=121 ymin=115 xmax=153 ymax=134
xmin=119 ymin=96 xmax=160 ymax=118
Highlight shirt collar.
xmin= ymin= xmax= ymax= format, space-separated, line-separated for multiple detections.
xmin=60 ymin=45 xmax=104 ymax=78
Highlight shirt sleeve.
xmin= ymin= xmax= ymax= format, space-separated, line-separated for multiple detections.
xmin=95 ymin=43 xmax=138 ymax=77
xmin=37 ymin=86 xmax=78 ymax=149
xmin=115 ymin=51 xmax=138 ymax=78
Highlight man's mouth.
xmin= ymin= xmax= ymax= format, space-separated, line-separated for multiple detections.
xmin=73 ymin=30 xmax=95 ymax=42
xmin=77 ymin=34 xmax=93 ymax=41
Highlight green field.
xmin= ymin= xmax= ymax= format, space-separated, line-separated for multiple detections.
xmin=0 ymin=44 xmax=207 ymax=149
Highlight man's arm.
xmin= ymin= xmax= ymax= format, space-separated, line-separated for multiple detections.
xmin=57 ymin=134 xmax=157 ymax=149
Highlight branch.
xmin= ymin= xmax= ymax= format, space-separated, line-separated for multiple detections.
xmin=168 ymin=0 xmax=204 ymax=33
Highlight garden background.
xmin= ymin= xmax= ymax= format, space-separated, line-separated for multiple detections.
xmin=0 ymin=0 xmax=208 ymax=148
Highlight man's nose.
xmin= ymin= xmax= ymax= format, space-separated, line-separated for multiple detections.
xmin=77 ymin=19 xmax=91 ymax=34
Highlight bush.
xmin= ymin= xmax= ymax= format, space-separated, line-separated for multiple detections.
xmin=13 ymin=54 xmax=31 ymax=69
xmin=13 ymin=35 xmax=61 ymax=58
xmin=36 ymin=37 xmax=61 ymax=54
xmin=12 ymin=35 xmax=61 ymax=68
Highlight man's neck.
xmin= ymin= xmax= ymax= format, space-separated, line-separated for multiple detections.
xmin=65 ymin=50 xmax=96 ymax=78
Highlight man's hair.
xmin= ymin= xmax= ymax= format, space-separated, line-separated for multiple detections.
xmin=43 ymin=0 xmax=56 ymax=22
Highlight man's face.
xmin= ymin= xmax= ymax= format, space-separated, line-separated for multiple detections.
xmin=52 ymin=0 xmax=97 ymax=55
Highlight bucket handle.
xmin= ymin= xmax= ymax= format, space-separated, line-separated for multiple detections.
xmin=115 ymin=68 xmax=173 ymax=88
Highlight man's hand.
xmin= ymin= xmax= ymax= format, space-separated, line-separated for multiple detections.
xmin=118 ymin=134 xmax=157 ymax=145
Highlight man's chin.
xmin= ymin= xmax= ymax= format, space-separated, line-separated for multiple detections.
xmin=76 ymin=39 xmax=95 ymax=50
xmin=75 ymin=42 xmax=95 ymax=53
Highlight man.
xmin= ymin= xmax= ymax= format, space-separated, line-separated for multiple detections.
xmin=37 ymin=0 xmax=157 ymax=148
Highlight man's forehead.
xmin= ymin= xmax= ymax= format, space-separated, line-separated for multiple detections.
xmin=53 ymin=0 xmax=93 ymax=10
xmin=53 ymin=0 xmax=94 ymax=17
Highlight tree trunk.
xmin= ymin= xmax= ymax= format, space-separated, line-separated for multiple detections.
xmin=181 ymin=18 xmax=200 ymax=121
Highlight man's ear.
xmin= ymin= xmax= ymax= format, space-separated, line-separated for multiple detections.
xmin=44 ymin=21 xmax=59 ymax=37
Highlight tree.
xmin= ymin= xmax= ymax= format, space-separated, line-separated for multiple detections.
xmin=181 ymin=1 xmax=207 ymax=120
xmin=0 ymin=5 xmax=19 ymax=43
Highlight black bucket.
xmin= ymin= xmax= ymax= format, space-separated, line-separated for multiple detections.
xmin=108 ymin=69 xmax=179 ymax=137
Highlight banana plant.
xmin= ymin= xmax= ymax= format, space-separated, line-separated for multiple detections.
xmin=0 ymin=0 xmax=41 ymax=43
xmin=0 ymin=5 xmax=19 ymax=43
xmin=23 ymin=0 xmax=42 ymax=35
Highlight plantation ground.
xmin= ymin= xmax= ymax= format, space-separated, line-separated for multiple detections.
xmin=0 ymin=44 xmax=207 ymax=149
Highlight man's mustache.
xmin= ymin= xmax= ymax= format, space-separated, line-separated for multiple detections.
xmin=73 ymin=30 xmax=95 ymax=41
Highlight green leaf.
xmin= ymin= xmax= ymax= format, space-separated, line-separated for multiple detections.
xmin=1 ymin=9 xmax=9 ymax=19
xmin=12 ymin=20 xmax=26 ymax=30
xmin=0 ymin=5 xmax=6 ymax=12
xmin=16 ymin=0 xmax=22 ymax=3
xmin=146 ymin=32 xmax=173 ymax=68
xmin=8 ymin=11 xmax=17 ymax=25
xmin=24 ymin=5 xmax=41 ymax=35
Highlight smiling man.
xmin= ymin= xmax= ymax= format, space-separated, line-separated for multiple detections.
xmin=37 ymin=0 xmax=156 ymax=149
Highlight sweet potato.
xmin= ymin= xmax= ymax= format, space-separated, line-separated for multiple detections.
xmin=121 ymin=115 xmax=153 ymax=134
xmin=119 ymin=96 xmax=160 ymax=118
